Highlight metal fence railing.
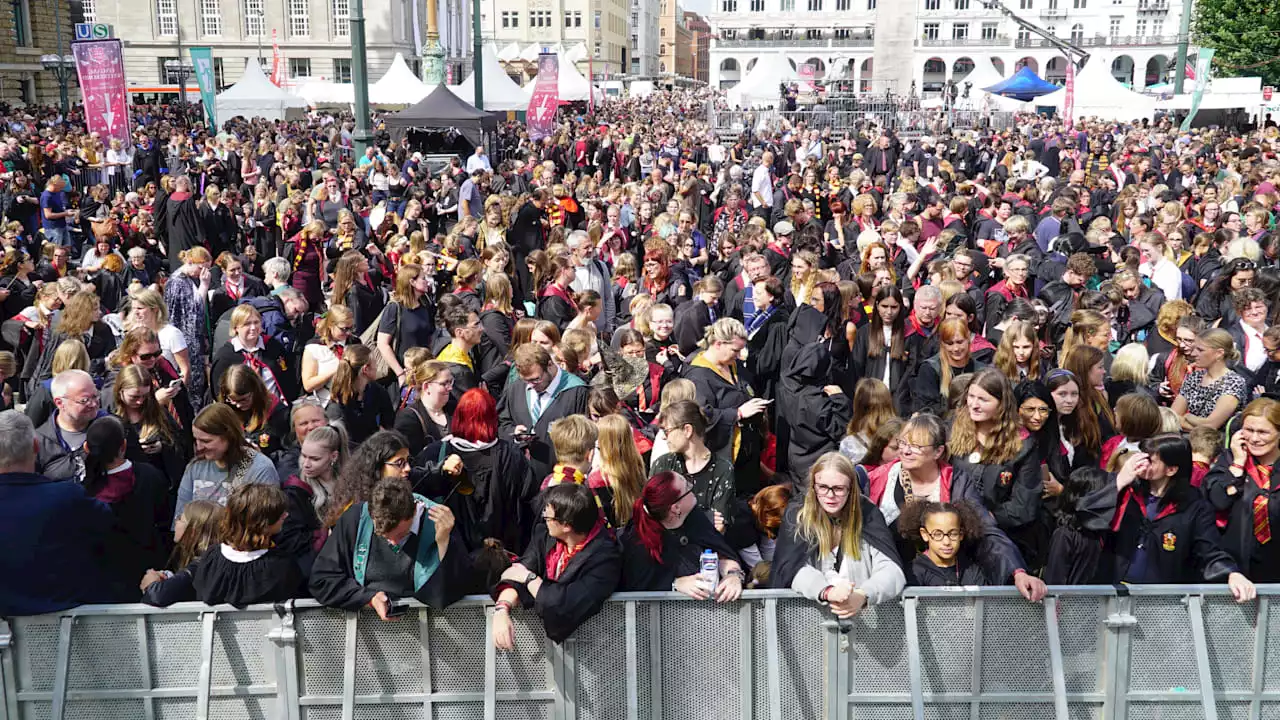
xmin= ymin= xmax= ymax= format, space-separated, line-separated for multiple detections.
xmin=711 ymin=109 xmax=1021 ymax=138
xmin=1 ymin=586 xmax=1275 ymax=720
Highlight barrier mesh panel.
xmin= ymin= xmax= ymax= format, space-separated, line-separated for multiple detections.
xmin=1260 ymin=703 xmax=1280 ymax=719
xmin=1267 ymin=601 xmax=1280 ymax=692
xmin=433 ymin=703 xmax=485 ymax=719
xmin=921 ymin=704 xmax=972 ymax=719
xmin=212 ymin=613 xmax=273 ymax=688
xmin=208 ymin=696 xmax=270 ymax=720
xmin=496 ymin=704 xmax=552 ymax=720
xmin=979 ymin=598 xmax=1051 ymax=694
xmin=660 ymin=600 xmax=739 ymax=720
xmin=298 ymin=707 xmax=342 ymax=720
xmin=297 ymin=607 xmax=348 ymax=698
xmin=1125 ymin=702 xmax=1205 ymax=720
xmin=62 ymin=699 xmax=146 ymax=720
xmin=978 ymin=703 xmax=1054 ymax=719
xmin=848 ymin=601 xmax=911 ymax=696
xmin=17 ymin=700 xmax=49 ymax=720
xmin=14 ymin=618 xmax=58 ymax=692
xmin=353 ymin=704 xmax=428 ymax=720
xmin=67 ymin=618 xmax=145 ymax=690
xmin=153 ymin=697 xmax=196 ymax=720
xmin=353 ymin=607 xmax=423 ymax=695
xmin=1068 ymin=706 xmax=1102 ymax=720
xmin=573 ymin=602 xmax=626 ymax=720
xmin=1202 ymin=596 xmax=1256 ymax=693
xmin=495 ymin=612 xmax=549 ymax=693
xmin=148 ymin=614 xmax=204 ymax=689
xmin=428 ymin=606 xmax=487 ymax=694
xmin=1217 ymin=702 xmax=1254 ymax=720
xmin=777 ymin=598 xmax=823 ymax=720
xmin=1128 ymin=597 xmax=1199 ymax=693
xmin=916 ymin=598 xmax=976 ymax=695
xmin=636 ymin=605 xmax=653 ymax=720
xmin=849 ymin=704 xmax=914 ymax=719
xmin=1058 ymin=596 xmax=1104 ymax=694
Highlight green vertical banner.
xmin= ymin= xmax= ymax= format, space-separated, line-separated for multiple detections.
xmin=188 ymin=47 xmax=217 ymax=128
xmin=1180 ymin=47 xmax=1215 ymax=132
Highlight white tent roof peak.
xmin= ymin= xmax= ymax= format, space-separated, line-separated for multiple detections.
xmin=450 ymin=42 xmax=531 ymax=111
xmin=498 ymin=42 xmax=522 ymax=62
xmin=215 ymin=58 xmax=308 ymax=125
xmin=370 ymin=52 xmax=432 ymax=105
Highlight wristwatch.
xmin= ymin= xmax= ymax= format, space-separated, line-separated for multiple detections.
xmin=523 ymin=571 xmax=538 ymax=585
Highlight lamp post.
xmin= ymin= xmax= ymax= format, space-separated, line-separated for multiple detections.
xmin=40 ymin=54 xmax=76 ymax=118
xmin=350 ymin=0 xmax=372 ymax=157
xmin=256 ymin=11 xmax=266 ymax=62
xmin=163 ymin=59 xmax=194 ymax=119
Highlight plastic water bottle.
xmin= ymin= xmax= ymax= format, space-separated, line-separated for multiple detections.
xmin=700 ymin=549 xmax=719 ymax=596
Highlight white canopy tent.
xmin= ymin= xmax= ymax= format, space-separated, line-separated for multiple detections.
xmin=1157 ymin=76 xmax=1266 ymax=111
xmin=497 ymin=42 xmax=522 ymax=62
xmin=727 ymin=53 xmax=796 ymax=108
xmin=563 ymin=43 xmax=588 ymax=64
xmin=369 ymin=53 xmax=432 ymax=106
xmin=519 ymin=43 xmax=546 ymax=63
xmin=954 ymin=59 xmax=1026 ymax=113
xmin=215 ymin=59 xmax=309 ymax=126
xmin=450 ymin=43 xmax=531 ymax=111
xmin=292 ymin=79 xmax=354 ymax=107
xmin=1038 ymin=53 xmax=1157 ymax=121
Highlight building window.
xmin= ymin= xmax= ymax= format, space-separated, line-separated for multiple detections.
xmin=333 ymin=58 xmax=352 ymax=83
xmin=660 ymin=43 xmax=666 ymax=54
xmin=288 ymin=0 xmax=309 ymax=36
xmin=156 ymin=0 xmax=177 ymax=37
xmin=807 ymin=0 xmax=821 ymax=10
xmin=806 ymin=28 xmax=822 ymax=38
xmin=781 ymin=0 xmax=794 ymax=9
xmin=835 ymin=28 xmax=850 ymax=37
xmin=1152 ymin=18 xmax=1163 ymax=36
xmin=1135 ymin=18 xmax=1147 ymax=36
xmin=723 ymin=28 xmax=737 ymax=38
xmin=243 ymin=0 xmax=265 ymax=35
xmin=1109 ymin=16 xmax=1120 ymax=37
xmin=1017 ymin=27 xmax=1029 ymax=41
xmin=1069 ymin=23 xmax=1083 ymax=42
xmin=952 ymin=23 xmax=968 ymax=39
xmin=924 ymin=0 xmax=940 ymax=8
xmin=332 ymin=0 xmax=349 ymax=36
xmin=750 ymin=0 xmax=764 ymax=10
xmin=721 ymin=0 xmax=736 ymax=11
xmin=212 ymin=58 xmax=226 ymax=89
xmin=836 ymin=0 xmax=850 ymax=9
xmin=1047 ymin=0 xmax=1056 ymax=7
xmin=289 ymin=58 xmax=311 ymax=78
xmin=1073 ymin=0 xmax=1084 ymax=6
xmin=867 ymin=0 xmax=875 ymax=7
xmin=981 ymin=21 xmax=997 ymax=38
xmin=954 ymin=0 xmax=968 ymax=8
xmin=81 ymin=0 xmax=96 ymax=22
xmin=923 ymin=22 xmax=939 ymax=39
xmin=1019 ymin=0 xmax=1031 ymax=7
xmin=199 ymin=0 xmax=221 ymax=35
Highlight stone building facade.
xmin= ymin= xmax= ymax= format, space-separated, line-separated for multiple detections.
xmin=0 ymin=0 xmax=78 ymax=107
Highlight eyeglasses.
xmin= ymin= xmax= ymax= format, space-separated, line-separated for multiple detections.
xmin=383 ymin=457 xmax=411 ymax=470
xmin=542 ymin=513 xmax=560 ymax=523
xmin=62 ymin=396 xmax=99 ymax=408
xmin=814 ymin=483 xmax=850 ymax=498
xmin=138 ymin=351 xmax=162 ymax=361
xmin=898 ymin=443 xmax=934 ymax=456
xmin=924 ymin=529 xmax=964 ymax=542
xmin=337 ymin=325 xmax=354 ymax=333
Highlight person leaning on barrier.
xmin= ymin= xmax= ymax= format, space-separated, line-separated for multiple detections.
xmin=1206 ymin=398 xmax=1280 ymax=583
xmin=618 ymin=470 xmax=745 ymax=601
xmin=770 ymin=452 xmax=905 ymax=619
xmin=193 ymin=483 xmax=304 ymax=608
xmin=310 ymin=475 xmax=468 ymax=618
xmin=491 ymin=483 xmax=622 ymax=649
xmin=0 ymin=409 xmax=115 ymax=616
xmin=1105 ymin=434 xmax=1256 ymax=601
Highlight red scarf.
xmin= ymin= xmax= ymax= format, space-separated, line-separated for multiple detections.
xmin=541 ymin=283 xmax=578 ymax=312
xmin=545 ymin=519 xmax=603 ymax=581
xmin=225 ymin=278 xmax=241 ymax=301
xmin=1110 ymin=486 xmax=1178 ymax=532
xmin=241 ymin=345 xmax=287 ymax=403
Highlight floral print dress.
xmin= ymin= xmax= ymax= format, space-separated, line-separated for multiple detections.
xmin=164 ymin=272 xmax=209 ymax=409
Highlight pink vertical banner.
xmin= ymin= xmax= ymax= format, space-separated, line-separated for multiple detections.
xmin=271 ymin=29 xmax=284 ymax=86
xmin=1063 ymin=63 xmax=1075 ymax=130
xmin=71 ymin=39 xmax=131 ymax=147
xmin=799 ymin=63 xmax=815 ymax=92
xmin=527 ymin=52 xmax=559 ymax=141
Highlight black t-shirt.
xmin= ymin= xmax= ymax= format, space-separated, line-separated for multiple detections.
xmin=378 ymin=299 xmax=436 ymax=361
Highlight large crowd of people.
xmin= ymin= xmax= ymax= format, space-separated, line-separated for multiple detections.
xmin=2 ymin=92 xmax=1279 ymax=648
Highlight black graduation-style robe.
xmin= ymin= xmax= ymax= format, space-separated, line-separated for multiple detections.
xmin=618 ymin=510 xmax=740 ymax=591
xmin=414 ymin=438 xmax=540 ymax=556
xmin=193 ymin=546 xmax=304 ymax=608
xmin=769 ymin=497 xmax=903 ymax=590
xmin=497 ymin=522 xmax=622 ymax=644
xmin=309 ymin=501 xmax=470 ymax=610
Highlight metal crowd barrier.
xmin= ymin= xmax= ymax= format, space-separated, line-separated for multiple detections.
xmin=1 ymin=586 xmax=1274 ymax=720
xmin=711 ymin=109 xmax=1019 ymax=138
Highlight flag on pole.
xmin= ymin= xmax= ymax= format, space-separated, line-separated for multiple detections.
xmin=528 ymin=53 xmax=559 ymax=141
xmin=188 ymin=47 xmax=217 ymax=128
xmin=1185 ymin=60 xmax=1196 ymax=81
xmin=270 ymin=29 xmax=284 ymax=86
xmin=1063 ymin=62 xmax=1075 ymax=131
xmin=1181 ymin=48 xmax=1215 ymax=132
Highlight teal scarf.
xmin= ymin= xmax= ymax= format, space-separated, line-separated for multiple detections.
xmin=352 ymin=493 xmax=442 ymax=594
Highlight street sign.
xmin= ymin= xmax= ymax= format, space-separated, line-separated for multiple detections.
xmin=74 ymin=23 xmax=114 ymax=40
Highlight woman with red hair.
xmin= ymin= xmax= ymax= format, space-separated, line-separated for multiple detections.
xmin=417 ymin=388 xmax=537 ymax=558
xmin=641 ymin=244 xmax=691 ymax=309
xmin=617 ymin=471 xmax=745 ymax=600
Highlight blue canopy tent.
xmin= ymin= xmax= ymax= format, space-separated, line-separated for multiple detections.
xmin=983 ymin=67 xmax=1061 ymax=101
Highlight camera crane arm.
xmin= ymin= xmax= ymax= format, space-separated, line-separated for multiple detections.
xmin=980 ymin=0 xmax=1090 ymax=70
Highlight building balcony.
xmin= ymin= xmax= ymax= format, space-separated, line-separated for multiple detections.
xmin=1039 ymin=7 xmax=1066 ymax=18
xmin=1014 ymin=33 xmax=1181 ymax=48
xmin=919 ymin=35 xmax=1011 ymax=47
xmin=715 ymin=35 xmax=873 ymax=48
xmin=1136 ymin=0 xmax=1169 ymax=11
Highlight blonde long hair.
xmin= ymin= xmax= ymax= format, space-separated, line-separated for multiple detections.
xmin=597 ymin=414 xmax=646 ymax=525
xmin=793 ymin=453 xmax=864 ymax=561
xmin=993 ymin=320 xmax=1041 ymax=384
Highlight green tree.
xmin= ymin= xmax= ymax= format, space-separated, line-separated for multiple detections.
xmin=1193 ymin=0 xmax=1280 ymax=85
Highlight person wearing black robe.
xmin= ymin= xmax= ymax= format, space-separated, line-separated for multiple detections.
xmin=193 ymin=485 xmax=304 ymax=608
xmin=509 ymin=192 xmax=548 ymax=303
xmin=310 ymin=479 xmax=469 ymax=613
xmin=744 ymin=280 xmax=788 ymax=402
xmin=618 ymin=492 xmax=742 ymax=592
xmin=780 ymin=341 xmax=852 ymax=493
xmin=164 ymin=178 xmax=204 ymax=272
xmin=498 ymin=345 xmax=590 ymax=481
xmin=491 ymin=483 xmax=622 ymax=645
xmin=685 ymin=340 xmax=766 ymax=498
xmin=672 ymin=290 xmax=719 ymax=358
xmin=414 ymin=435 xmax=539 ymax=560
